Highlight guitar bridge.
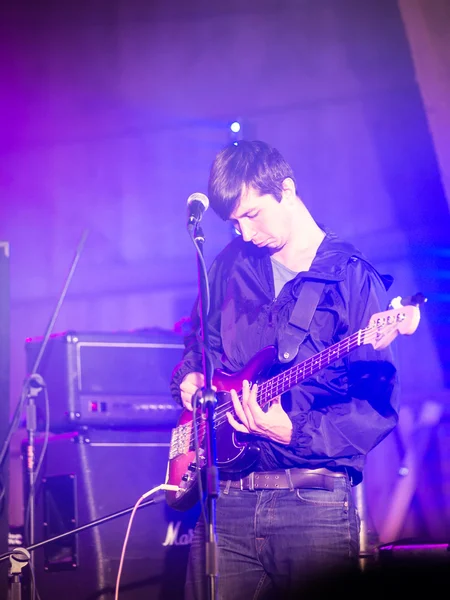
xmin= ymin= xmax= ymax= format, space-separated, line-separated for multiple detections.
xmin=169 ymin=421 xmax=193 ymax=459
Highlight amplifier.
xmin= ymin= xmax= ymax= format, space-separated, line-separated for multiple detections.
xmin=24 ymin=328 xmax=185 ymax=431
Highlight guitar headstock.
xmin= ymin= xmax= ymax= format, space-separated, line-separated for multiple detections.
xmin=365 ymin=302 xmax=422 ymax=350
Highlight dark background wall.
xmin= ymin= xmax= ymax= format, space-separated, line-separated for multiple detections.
xmin=0 ymin=0 xmax=449 ymax=548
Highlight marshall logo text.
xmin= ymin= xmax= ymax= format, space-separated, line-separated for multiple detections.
xmin=163 ymin=521 xmax=195 ymax=546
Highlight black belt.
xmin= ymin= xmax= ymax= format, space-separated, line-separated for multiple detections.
xmin=220 ymin=467 xmax=348 ymax=491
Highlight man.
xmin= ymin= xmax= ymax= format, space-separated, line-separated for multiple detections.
xmin=170 ymin=140 xmax=399 ymax=599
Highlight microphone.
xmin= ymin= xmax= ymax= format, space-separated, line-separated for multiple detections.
xmin=187 ymin=192 xmax=209 ymax=227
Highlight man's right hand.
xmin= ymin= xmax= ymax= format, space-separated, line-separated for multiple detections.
xmin=180 ymin=371 xmax=205 ymax=411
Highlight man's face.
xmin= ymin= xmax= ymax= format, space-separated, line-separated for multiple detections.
xmin=229 ymin=184 xmax=292 ymax=251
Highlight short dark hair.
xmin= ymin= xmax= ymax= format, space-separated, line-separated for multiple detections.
xmin=207 ymin=140 xmax=296 ymax=221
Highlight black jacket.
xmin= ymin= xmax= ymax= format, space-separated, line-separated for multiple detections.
xmin=171 ymin=229 xmax=400 ymax=483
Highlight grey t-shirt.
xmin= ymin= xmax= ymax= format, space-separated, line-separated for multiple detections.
xmin=270 ymin=256 xmax=299 ymax=297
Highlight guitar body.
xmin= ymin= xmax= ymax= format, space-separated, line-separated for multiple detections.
xmin=165 ymin=302 xmax=422 ymax=511
xmin=166 ymin=345 xmax=278 ymax=511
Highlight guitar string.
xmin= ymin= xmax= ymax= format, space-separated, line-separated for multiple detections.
xmin=179 ymin=324 xmax=383 ymax=449
xmin=211 ymin=328 xmax=376 ymax=426
xmin=185 ymin=326 xmax=380 ymax=445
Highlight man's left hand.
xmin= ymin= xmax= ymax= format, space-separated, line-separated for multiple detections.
xmin=226 ymin=379 xmax=293 ymax=445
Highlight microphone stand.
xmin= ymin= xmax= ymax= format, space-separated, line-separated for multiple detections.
xmin=0 ymin=230 xmax=89 ymax=599
xmin=0 ymin=493 xmax=162 ymax=598
xmin=189 ymin=222 xmax=219 ymax=600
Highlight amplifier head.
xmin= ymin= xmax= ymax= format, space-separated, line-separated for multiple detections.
xmin=25 ymin=328 xmax=185 ymax=431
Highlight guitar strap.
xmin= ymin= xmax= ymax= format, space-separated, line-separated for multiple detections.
xmin=277 ymin=279 xmax=326 ymax=363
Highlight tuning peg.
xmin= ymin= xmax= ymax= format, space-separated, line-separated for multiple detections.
xmin=403 ymin=292 xmax=428 ymax=307
xmin=388 ymin=296 xmax=402 ymax=310
xmin=388 ymin=292 xmax=427 ymax=310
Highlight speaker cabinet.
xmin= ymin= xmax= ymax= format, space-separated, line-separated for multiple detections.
xmin=23 ymin=429 xmax=200 ymax=600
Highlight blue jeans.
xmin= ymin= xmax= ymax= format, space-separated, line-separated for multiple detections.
xmin=185 ymin=476 xmax=360 ymax=600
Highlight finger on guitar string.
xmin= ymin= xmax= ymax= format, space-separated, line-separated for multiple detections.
xmin=269 ymin=394 xmax=282 ymax=407
xmin=240 ymin=379 xmax=259 ymax=432
xmin=228 ymin=385 xmax=251 ymax=430
xmin=226 ymin=410 xmax=250 ymax=433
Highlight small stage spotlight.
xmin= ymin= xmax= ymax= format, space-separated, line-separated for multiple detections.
xmin=228 ymin=119 xmax=244 ymax=144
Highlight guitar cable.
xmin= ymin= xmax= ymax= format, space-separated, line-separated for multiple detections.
xmin=114 ymin=483 xmax=182 ymax=600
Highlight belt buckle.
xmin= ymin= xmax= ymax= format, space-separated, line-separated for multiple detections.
xmin=248 ymin=472 xmax=255 ymax=492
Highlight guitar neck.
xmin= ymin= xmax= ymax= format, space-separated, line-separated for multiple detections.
xmin=257 ymin=328 xmax=366 ymax=407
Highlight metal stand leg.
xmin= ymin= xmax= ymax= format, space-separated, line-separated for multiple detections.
xmin=354 ymin=480 xmax=374 ymax=571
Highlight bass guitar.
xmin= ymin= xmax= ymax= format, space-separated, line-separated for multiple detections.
xmin=166 ymin=302 xmax=421 ymax=511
